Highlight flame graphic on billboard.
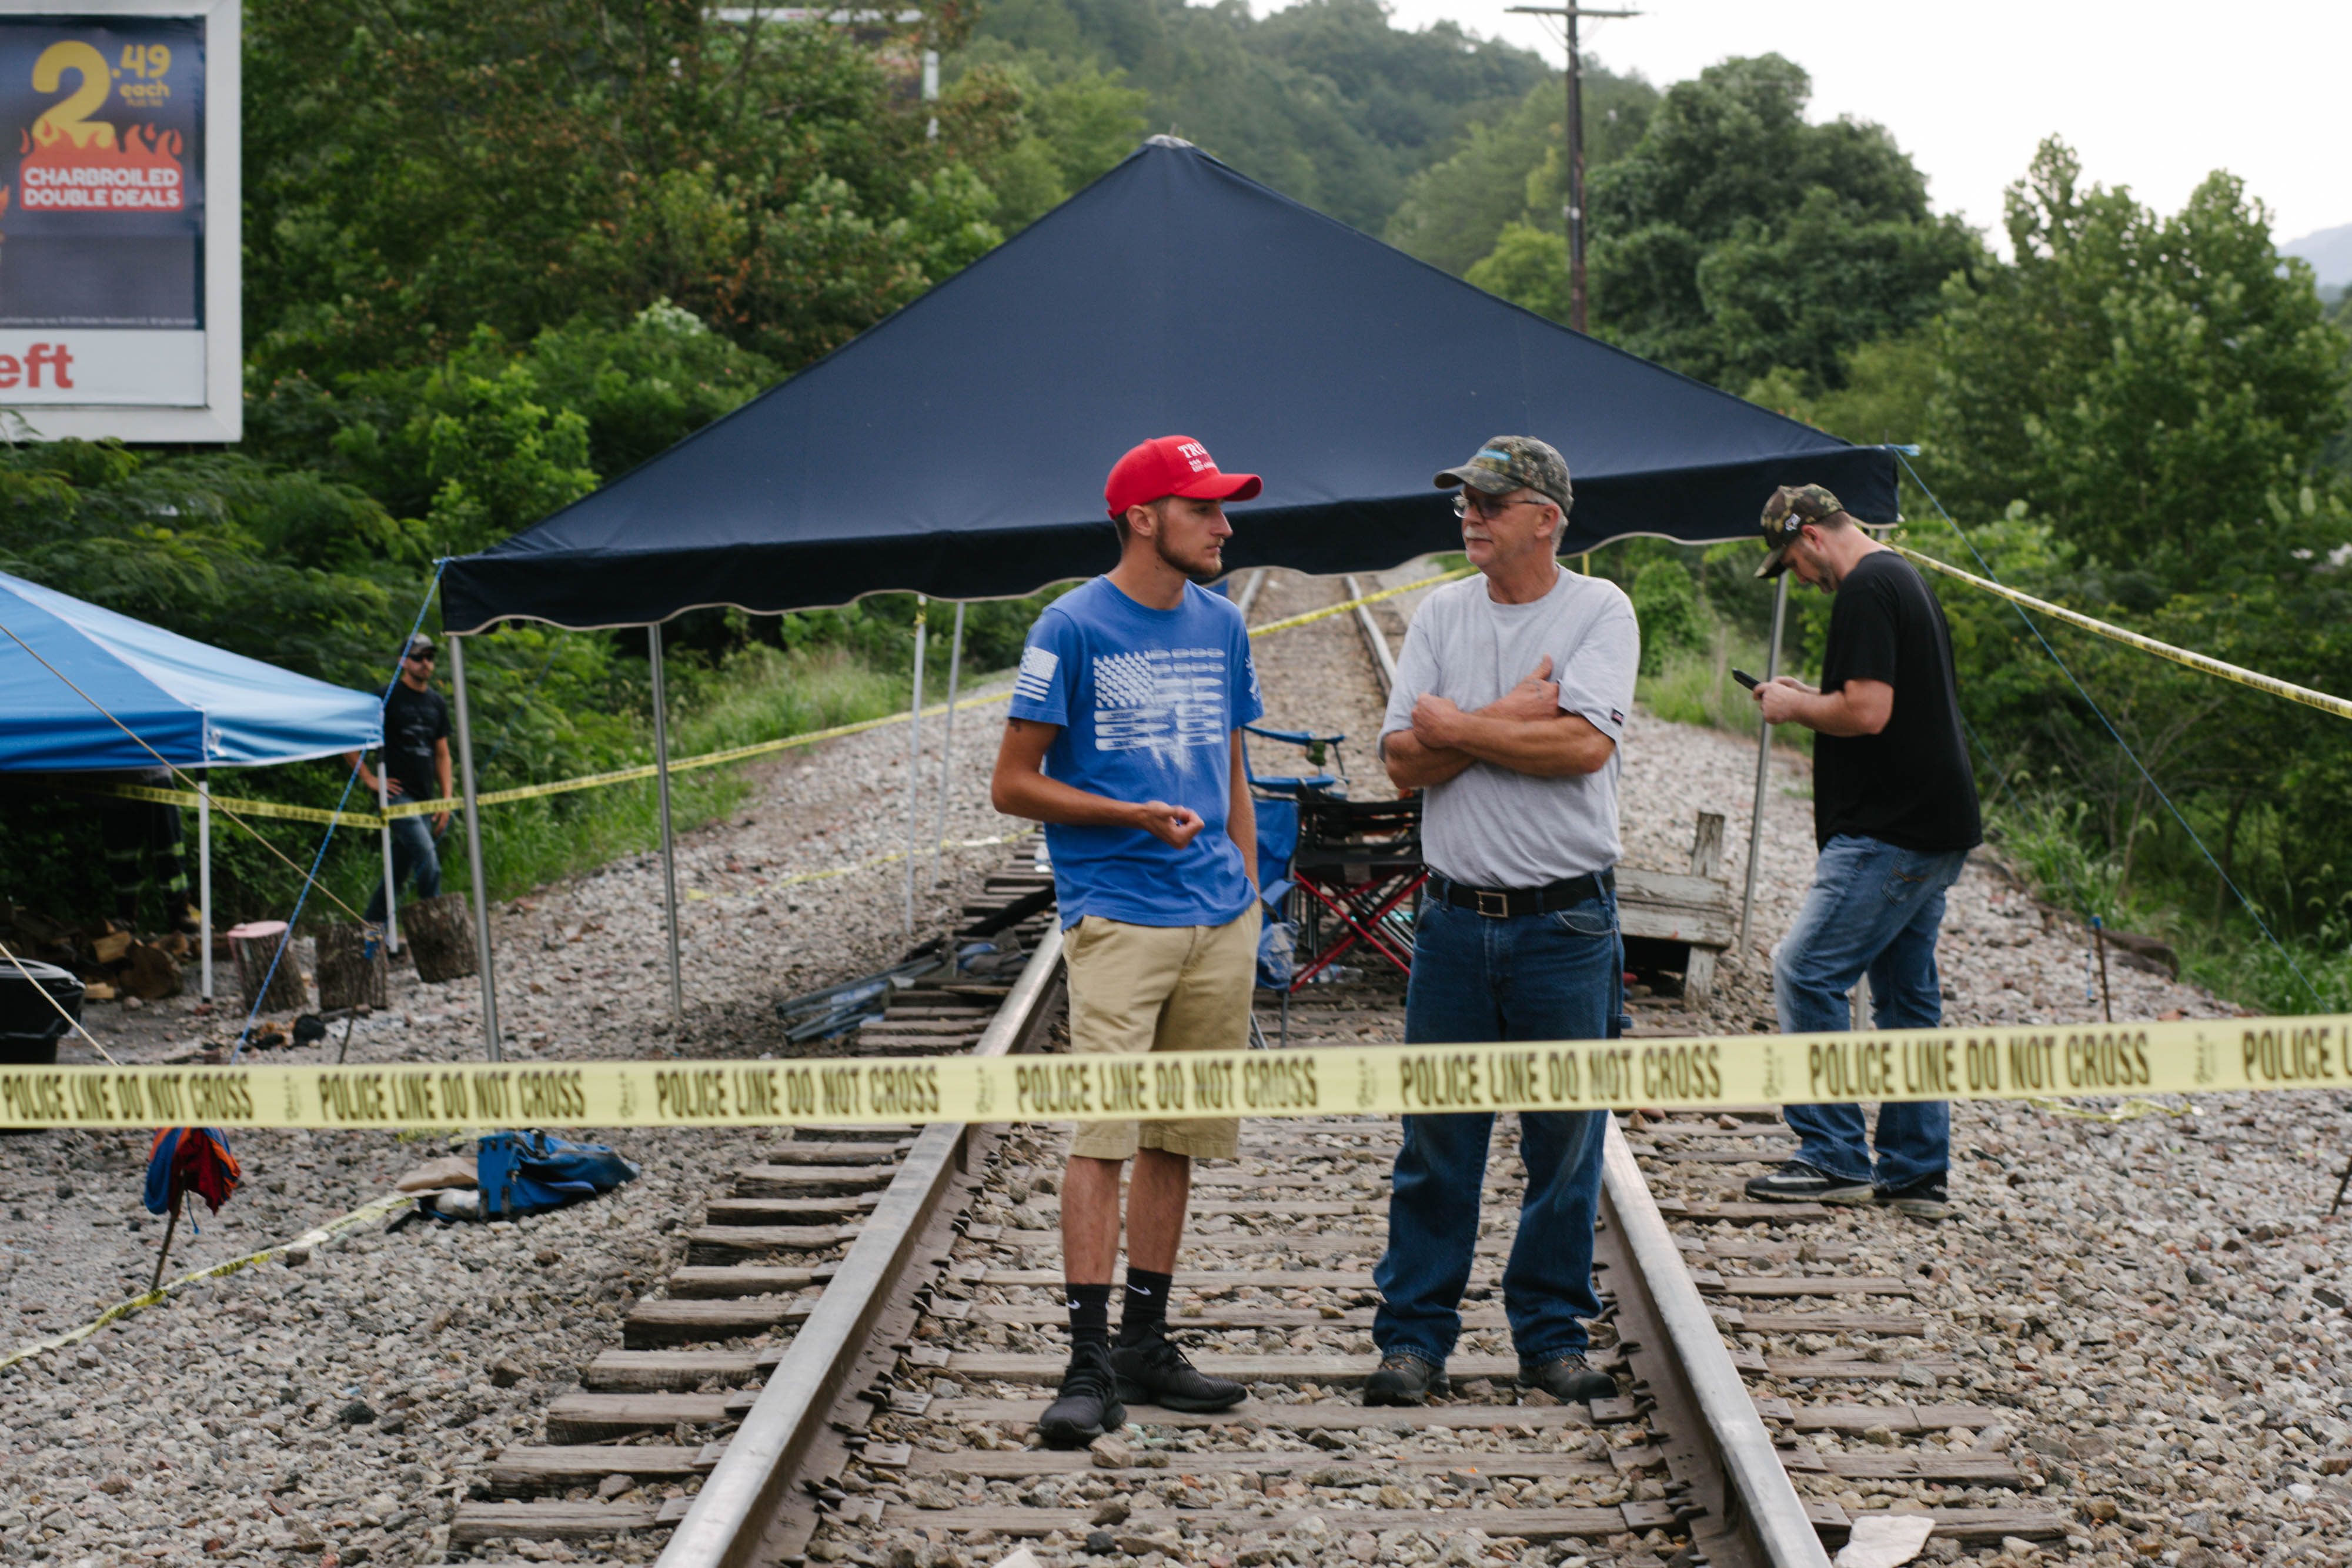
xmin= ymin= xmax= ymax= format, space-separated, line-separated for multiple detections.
xmin=18 ymin=122 xmax=182 ymax=212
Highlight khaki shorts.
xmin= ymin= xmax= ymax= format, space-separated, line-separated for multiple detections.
xmin=1063 ymin=905 xmax=1261 ymax=1162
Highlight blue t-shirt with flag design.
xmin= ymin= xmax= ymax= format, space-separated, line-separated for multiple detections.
xmin=1008 ymin=576 xmax=1264 ymax=929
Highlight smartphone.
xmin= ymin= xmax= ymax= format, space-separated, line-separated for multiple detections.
xmin=1732 ymin=668 xmax=1760 ymax=691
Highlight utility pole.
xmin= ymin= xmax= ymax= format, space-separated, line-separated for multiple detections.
xmin=1505 ymin=4 xmax=1637 ymax=333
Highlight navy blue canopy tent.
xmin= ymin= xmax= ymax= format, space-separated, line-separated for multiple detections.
xmin=432 ymin=136 xmax=1895 ymax=1057
xmin=442 ymin=136 xmax=1892 ymax=634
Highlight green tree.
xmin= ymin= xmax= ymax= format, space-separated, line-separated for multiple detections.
xmin=1580 ymin=54 xmax=1973 ymax=389
xmin=246 ymin=0 xmax=1016 ymax=378
xmin=1929 ymin=140 xmax=2350 ymax=587
xmin=1384 ymin=69 xmax=1656 ymax=277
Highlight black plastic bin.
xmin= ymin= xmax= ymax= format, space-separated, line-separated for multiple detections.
xmin=0 ymin=957 xmax=82 ymax=1066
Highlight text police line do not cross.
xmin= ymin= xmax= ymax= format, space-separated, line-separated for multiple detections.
xmin=2 ymin=1017 xmax=2350 ymax=1130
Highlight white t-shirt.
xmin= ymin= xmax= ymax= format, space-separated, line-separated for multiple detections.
xmin=1379 ymin=567 xmax=1639 ymax=888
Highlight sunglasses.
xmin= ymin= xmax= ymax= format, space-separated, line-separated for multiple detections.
xmin=1454 ymin=491 xmax=1548 ymax=520
xmin=406 ymin=653 xmax=435 ymax=664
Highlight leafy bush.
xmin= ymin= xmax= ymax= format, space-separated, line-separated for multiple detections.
xmin=1628 ymin=559 xmax=1706 ymax=677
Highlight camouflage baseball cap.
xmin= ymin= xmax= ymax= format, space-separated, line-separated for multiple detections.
xmin=1755 ymin=484 xmax=1847 ymax=579
xmin=1434 ymin=436 xmax=1572 ymax=512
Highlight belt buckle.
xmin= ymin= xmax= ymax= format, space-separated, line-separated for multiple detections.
xmin=1475 ymin=890 xmax=1509 ymax=919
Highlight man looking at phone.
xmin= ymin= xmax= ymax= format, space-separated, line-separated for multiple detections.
xmin=1365 ymin=436 xmax=1638 ymax=1407
xmin=1742 ymin=484 xmax=1981 ymax=1220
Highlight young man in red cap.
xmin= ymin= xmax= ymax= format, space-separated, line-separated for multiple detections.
xmin=991 ymin=435 xmax=1267 ymax=1446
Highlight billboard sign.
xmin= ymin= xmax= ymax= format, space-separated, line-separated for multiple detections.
xmin=0 ymin=1 xmax=237 ymax=440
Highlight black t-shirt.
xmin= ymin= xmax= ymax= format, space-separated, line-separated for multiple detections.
xmin=1812 ymin=551 xmax=1982 ymax=852
xmin=382 ymin=681 xmax=451 ymax=801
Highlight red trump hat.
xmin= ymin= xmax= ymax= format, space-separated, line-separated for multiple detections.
xmin=1104 ymin=436 xmax=1262 ymax=519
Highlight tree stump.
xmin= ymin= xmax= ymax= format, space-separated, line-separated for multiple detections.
xmin=316 ymin=923 xmax=389 ymax=1011
xmin=225 ymin=921 xmax=309 ymax=1014
xmin=405 ymin=894 xmax=477 ymax=984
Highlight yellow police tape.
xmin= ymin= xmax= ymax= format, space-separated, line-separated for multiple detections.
xmin=71 ymin=567 xmax=1476 ymax=828
xmin=2 ymin=1014 xmax=2342 ymax=1131
xmin=1896 ymin=544 xmax=2352 ymax=723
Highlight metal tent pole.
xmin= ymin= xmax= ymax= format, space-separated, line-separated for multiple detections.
xmin=378 ymin=764 xmax=399 ymax=952
xmin=197 ymin=778 xmax=212 ymax=1001
xmin=649 ymin=623 xmax=684 ymax=1016
xmin=1737 ymin=574 xmax=1792 ymax=952
xmin=903 ymin=597 xmax=929 ymax=933
xmin=929 ymin=602 xmax=965 ymax=890
xmin=448 ymin=634 xmax=502 ymax=1063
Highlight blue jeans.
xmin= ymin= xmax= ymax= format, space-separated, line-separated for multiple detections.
xmin=1773 ymin=833 xmax=1970 ymax=1191
xmin=366 ymin=814 xmax=445 ymax=924
xmin=1373 ymin=889 xmax=1622 ymax=1368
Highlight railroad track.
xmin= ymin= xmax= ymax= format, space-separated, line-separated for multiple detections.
xmin=445 ymin=572 xmax=2084 ymax=1567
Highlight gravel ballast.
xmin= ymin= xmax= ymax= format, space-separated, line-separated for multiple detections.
xmin=5 ymin=569 xmax=2348 ymax=1568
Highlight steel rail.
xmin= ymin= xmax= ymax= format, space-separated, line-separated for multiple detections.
xmin=1598 ymin=1121 xmax=1832 ymax=1568
xmin=1341 ymin=573 xmax=1398 ymax=696
xmin=654 ymin=922 xmax=1066 ymax=1568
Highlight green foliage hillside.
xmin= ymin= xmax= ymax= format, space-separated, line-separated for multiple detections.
xmin=957 ymin=0 xmax=1549 ymax=233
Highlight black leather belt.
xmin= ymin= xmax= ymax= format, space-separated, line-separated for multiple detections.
xmin=1428 ymin=867 xmax=1615 ymax=918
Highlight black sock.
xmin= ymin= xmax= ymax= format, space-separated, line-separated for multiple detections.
xmin=1118 ymin=1268 xmax=1174 ymax=1345
xmin=1064 ymin=1282 xmax=1112 ymax=1353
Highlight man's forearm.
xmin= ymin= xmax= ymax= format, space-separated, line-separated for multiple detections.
xmin=1427 ymin=713 xmax=1612 ymax=777
xmin=1381 ymin=729 xmax=1474 ymax=790
xmin=993 ymin=769 xmax=1146 ymax=831
xmin=1785 ymin=688 xmax=1885 ymax=737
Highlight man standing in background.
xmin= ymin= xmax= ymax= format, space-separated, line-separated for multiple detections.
xmin=1367 ymin=436 xmax=1638 ymax=1407
xmin=344 ymin=634 xmax=453 ymax=926
xmin=991 ymin=435 xmax=1265 ymax=1447
xmin=1742 ymin=484 xmax=1982 ymax=1221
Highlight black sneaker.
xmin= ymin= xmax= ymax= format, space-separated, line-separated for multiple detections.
xmin=1363 ymin=1353 xmax=1449 ymax=1407
xmin=1876 ymin=1172 xmax=1952 ymax=1220
xmin=1037 ymin=1340 xmax=1127 ymax=1448
xmin=1517 ymin=1351 xmax=1615 ymax=1402
xmin=1743 ymin=1160 xmax=1873 ymax=1205
xmin=1111 ymin=1328 xmax=1245 ymax=1413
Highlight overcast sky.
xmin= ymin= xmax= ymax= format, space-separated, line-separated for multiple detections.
xmin=1359 ymin=0 xmax=2350 ymax=248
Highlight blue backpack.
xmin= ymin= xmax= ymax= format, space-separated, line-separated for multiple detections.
xmin=474 ymin=1130 xmax=640 ymax=1220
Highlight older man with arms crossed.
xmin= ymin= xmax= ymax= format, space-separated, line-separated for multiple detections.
xmin=1365 ymin=436 xmax=1639 ymax=1407
xmin=992 ymin=435 xmax=1266 ymax=1446
xmin=1741 ymin=484 xmax=1982 ymax=1221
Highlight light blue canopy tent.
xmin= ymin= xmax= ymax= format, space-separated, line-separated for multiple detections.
xmin=0 ymin=569 xmax=386 ymax=997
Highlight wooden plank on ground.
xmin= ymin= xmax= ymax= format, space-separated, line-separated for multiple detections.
xmin=685 ymin=1224 xmax=855 ymax=1264
xmin=544 ymin=1392 xmax=754 ymax=1443
xmin=904 ymin=1450 xmax=1621 ymax=1479
xmin=703 ymin=1195 xmax=879 ymax=1224
xmin=1829 ymin=1509 xmax=2071 ymax=1544
xmin=932 ymin=1399 xmax=1592 ymax=1432
xmin=1705 ymin=1276 xmax=1919 ymax=1298
xmin=664 ymin=1264 xmax=833 ymax=1298
xmin=730 ymin=1165 xmax=898 ymax=1196
xmin=583 ymin=1348 xmax=781 ymax=1392
xmin=449 ymin=1499 xmax=685 ymax=1543
xmin=625 ymin=1297 xmax=810 ymax=1346
xmin=485 ymin=1445 xmax=716 ymax=1495
xmin=876 ymin=1506 xmax=1629 ymax=1540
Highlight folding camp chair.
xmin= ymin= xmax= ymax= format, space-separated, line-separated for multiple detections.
xmin=1241 ymin=723 xmax=1426 ymax=994
xmin=1285 ymin=792 xmax=1426 ymax=987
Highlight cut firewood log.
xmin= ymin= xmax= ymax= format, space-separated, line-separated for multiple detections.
xmin=405 ymin=894 xmax=477 ymax=984
xmin=119 ymin=941 xmax=183 ymax=1001
xmin=316 ymin=922 xmax=389 ymax=1011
